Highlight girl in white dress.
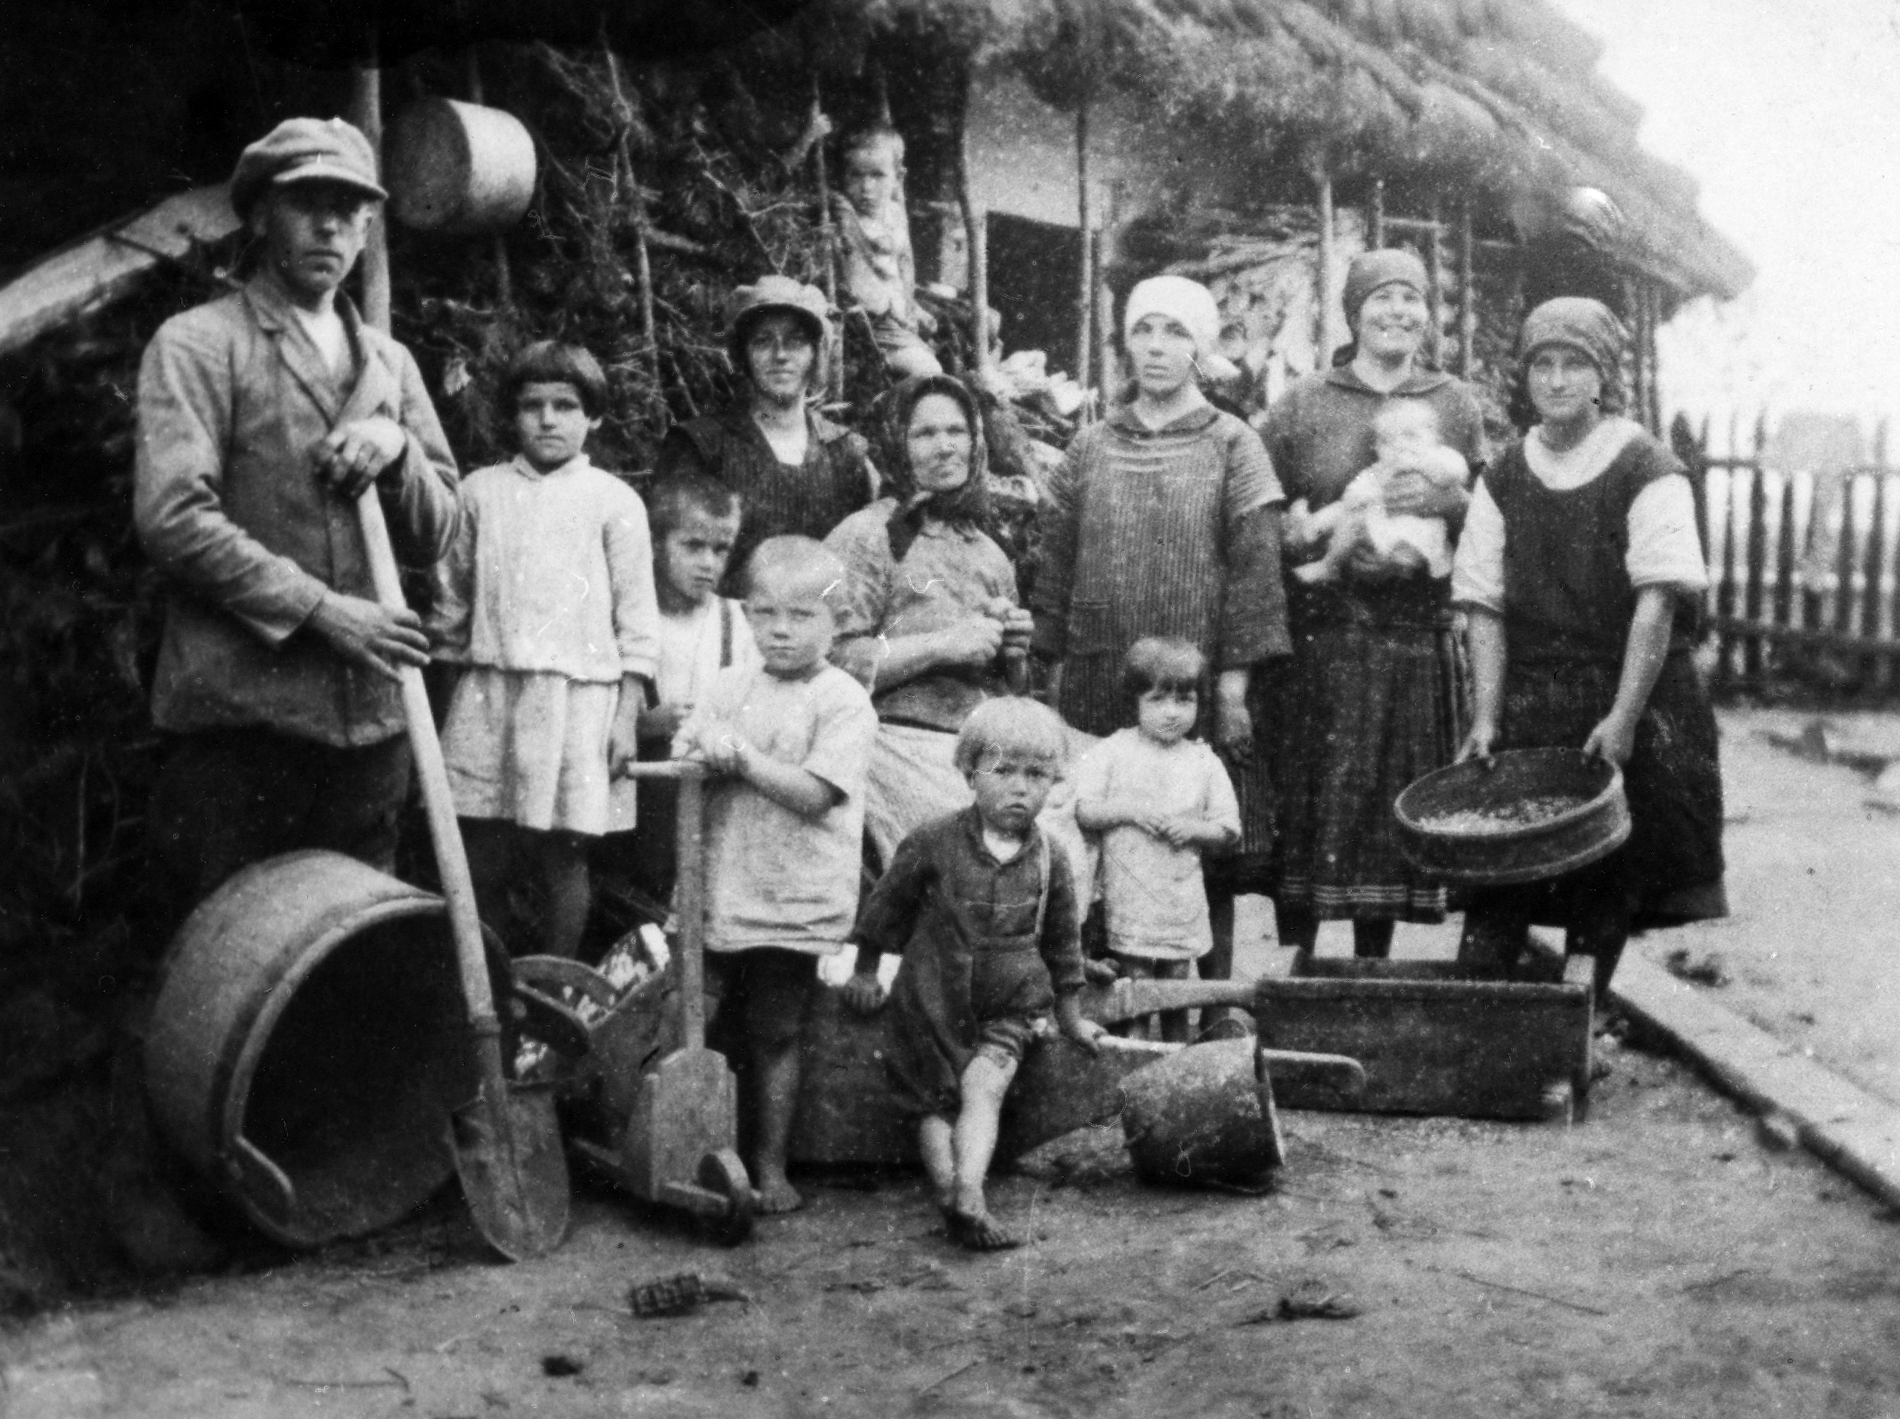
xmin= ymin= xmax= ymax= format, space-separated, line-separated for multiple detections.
xmin=429 ymin=342 xmax=659 ymax=957
xmin=1073 ymin=637 xmax=1242 ymax=1042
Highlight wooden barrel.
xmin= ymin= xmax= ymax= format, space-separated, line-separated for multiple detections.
xmin=386 ymin=98 xmax=536 ymax=235
xmin=144 ymin=851 xmax=471 ymax=1247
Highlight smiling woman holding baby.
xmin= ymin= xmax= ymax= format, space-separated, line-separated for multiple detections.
xmin=1262 ymin=249 xmax=1487 ymax=958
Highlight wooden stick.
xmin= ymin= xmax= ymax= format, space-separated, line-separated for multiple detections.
xmin=1074 ymin=99 xmax=1093 ymax=394
xmin=348 ymin=55 xmax=390 ymax=332
xmin=955 ymin=74 xmax=991 ymax=378
xmin=465 ymin=47 xmax=513 ymax=308
xmin=1424 ymin=197 xmax=1443 ymax=368
xmin=808 ymin=74 xmax=842 ymax=403
xmin=1367 ymin=176 xmax=1385 ymax=248
xmin=1095 ymin=180 xmax=1121 ymax=407
xmin=1314 ymin=161 xmax=1336 ymax=371
xmin=602 ymin=39 xmax=658 ymax=385
xmin=1456 ymin=200 xmax=1475 ymax=380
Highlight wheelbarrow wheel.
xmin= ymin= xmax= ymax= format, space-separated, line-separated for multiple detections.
xmin=699 ymin=1148 xmax=754 ymax=1246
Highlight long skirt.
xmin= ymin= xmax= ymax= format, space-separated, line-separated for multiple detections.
xmin=1267 ymin=616 xmax=1462 ymax=921
xmin=1467 ymin=651 xmax=1727 ymax=931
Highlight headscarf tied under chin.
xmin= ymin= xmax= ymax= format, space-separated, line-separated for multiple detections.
xmin=1517 ymin=296 xmax=1627 ymax=379
xmin=1123 ymin=275 xmax=1241 ymax=383
xmin=876 ymin=373 xmax=991 ymax=562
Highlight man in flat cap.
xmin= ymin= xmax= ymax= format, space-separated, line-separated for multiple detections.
xmin=135 ymin=117 xmax=461 ymax=904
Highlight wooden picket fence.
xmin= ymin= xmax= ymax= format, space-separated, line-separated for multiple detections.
xmin=1682 ymin=413 xmax=1900 ymax=692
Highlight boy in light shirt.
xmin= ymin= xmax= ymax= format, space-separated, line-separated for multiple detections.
xmin=676 ymin=536 xmax=878 ymax=1213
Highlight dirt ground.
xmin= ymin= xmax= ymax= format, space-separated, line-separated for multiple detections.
xmin=8 ymin=1023 xmax=1900 ymax=1419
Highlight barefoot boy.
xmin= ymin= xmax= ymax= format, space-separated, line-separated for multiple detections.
xmin=842 ymin=698 xmax=1104 ymax=1250
xmin=677 ymin=536 xmax=878 ymax=1213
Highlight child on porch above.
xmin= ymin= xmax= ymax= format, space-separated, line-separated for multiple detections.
xmin=831 ymin=123 xmax=942 ymax=379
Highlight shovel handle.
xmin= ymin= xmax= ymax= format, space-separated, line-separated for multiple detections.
xmin=355 ymin=491 xmax=500 ymax=1039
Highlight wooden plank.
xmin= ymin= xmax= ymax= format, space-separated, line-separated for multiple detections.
xmin=1708 ymin=616 xmax=1900 ymax=655
xmin=0 ymin=185 xmax=237 ymax=356
xmin=1612 ymin=954 xmax=1900 ymax=1211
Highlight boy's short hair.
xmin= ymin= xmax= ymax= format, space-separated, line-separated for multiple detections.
xmin=647 ymin=473 xmax=741 ymax=544
xmin=503 ymin=340 xmax=609 ymax=418
xmin=745 ymin=535 xmax=847 ymax=608
xmin=954 ymin=697 xmax=1069 ymax=775
xmin=1119 ymin=636 xmax=1207 ymax=715
xmin=839 ymin=123 xmax=905 ymax=167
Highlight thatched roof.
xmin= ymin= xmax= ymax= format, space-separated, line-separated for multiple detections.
xmin=820 ymin=0 xmax=1752 ymax=300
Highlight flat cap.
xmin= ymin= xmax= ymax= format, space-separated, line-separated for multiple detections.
xmin=230 ymin=117 xmax=388 ymax=219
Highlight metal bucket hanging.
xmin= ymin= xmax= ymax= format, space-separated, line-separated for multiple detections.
xmin=144 ymin=850 xmax=474 ymax=1248
xmin=386 ymin=98 xmax=537 ymax=236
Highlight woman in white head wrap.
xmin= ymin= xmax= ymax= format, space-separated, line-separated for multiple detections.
xmin=1030 ymin=275 xmax=1288 ymax=1038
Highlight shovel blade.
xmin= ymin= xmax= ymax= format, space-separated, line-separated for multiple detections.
xmin=450 ymin=1082 xmax=570 ymax=1261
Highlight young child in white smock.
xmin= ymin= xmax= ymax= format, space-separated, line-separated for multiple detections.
xmin=428 ymin=342 xmax=659 ymax=959
xmin=1292 ymin=398 xmax=1469 ymax=583
xmin=1073 ymin=637 xmax=1241 ymax=1043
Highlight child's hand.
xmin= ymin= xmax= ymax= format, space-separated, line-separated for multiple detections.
xmin=840 ymin=970 xmax=887 ymax=1015
xmin=1059 ymin=1012 xmax=1106 ymax=1056
xmin=608 ymin=703 xmax=643 ymax=779
xmin=997 ymin=605 xmax=1035 ymax=651
xmin=639 ymin=701 xmax=692 ymax=744
xmin=698 ymin=730 xmax=751 ymax=776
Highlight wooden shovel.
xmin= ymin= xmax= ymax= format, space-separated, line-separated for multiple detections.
xmin=355 ymin=490 xmax=570 ymax=1261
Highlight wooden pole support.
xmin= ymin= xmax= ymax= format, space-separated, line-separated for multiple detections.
xmin=1074 ymin=99 xmax=1094 ymax=394
xmin=348 ymin=55 xmax=391 ymax=332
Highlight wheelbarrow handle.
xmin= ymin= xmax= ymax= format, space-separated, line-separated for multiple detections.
xmin=616 ymin=760 xmax=710 ymax=782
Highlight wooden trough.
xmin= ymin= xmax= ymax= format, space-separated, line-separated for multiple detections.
xmin=518 ymin=967 xmax=1365 ymax=1182
xmin=1254 ymin=948 xmax=1595 ymax=1123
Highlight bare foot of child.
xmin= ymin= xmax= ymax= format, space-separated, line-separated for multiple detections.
xmin=753 ymin=1167 xmax=804 ymax=1215
xmin=943 ymin=1204 xmax=1020 ymax=1251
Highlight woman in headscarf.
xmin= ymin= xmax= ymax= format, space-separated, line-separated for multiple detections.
xmin=824 ymin=373 xmax=1036 ymax=865
xmin=1451 ymin=297 xmax=1725 ymax=1002
xmin=1032 ymin=275 xmax=1289 ymax=1031
xmin=1262 ymin=249 xmax=1488 ymax=958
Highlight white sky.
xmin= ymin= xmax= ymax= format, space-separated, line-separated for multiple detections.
xmin=1554 ymin=0 xmax=1900 ymax=450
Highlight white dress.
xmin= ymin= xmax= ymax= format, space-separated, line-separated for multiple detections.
xmin=1073 ymin=729 xmax=1242 ymax=961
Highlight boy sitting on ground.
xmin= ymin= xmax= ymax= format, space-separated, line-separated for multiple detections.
xmin=842 ymin=697 xmax=1105 ymax=1251
xmin=676 ymin=536 xmax=878 ymax=1213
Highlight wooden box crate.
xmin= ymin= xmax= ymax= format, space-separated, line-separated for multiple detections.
xmin=1254 ymin=952 xmax=1594 ymax=1122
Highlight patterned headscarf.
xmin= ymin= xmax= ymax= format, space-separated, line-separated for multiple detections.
xmin=876 ymin=373 xmax=991 ymax=561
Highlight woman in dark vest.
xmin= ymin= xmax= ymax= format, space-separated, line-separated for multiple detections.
xmin=653 ymin=276 xmax=877 ymax=591
xmin=1450 ymin=297 xmax=1726 ymax=1002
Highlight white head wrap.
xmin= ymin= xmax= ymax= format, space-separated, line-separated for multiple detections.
xmin=1123 ymin=276 xmax=1240 ymax=382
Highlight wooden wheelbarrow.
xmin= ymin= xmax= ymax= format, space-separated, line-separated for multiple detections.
xmin=515 ymin=761 xmax=753 ymax=1243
